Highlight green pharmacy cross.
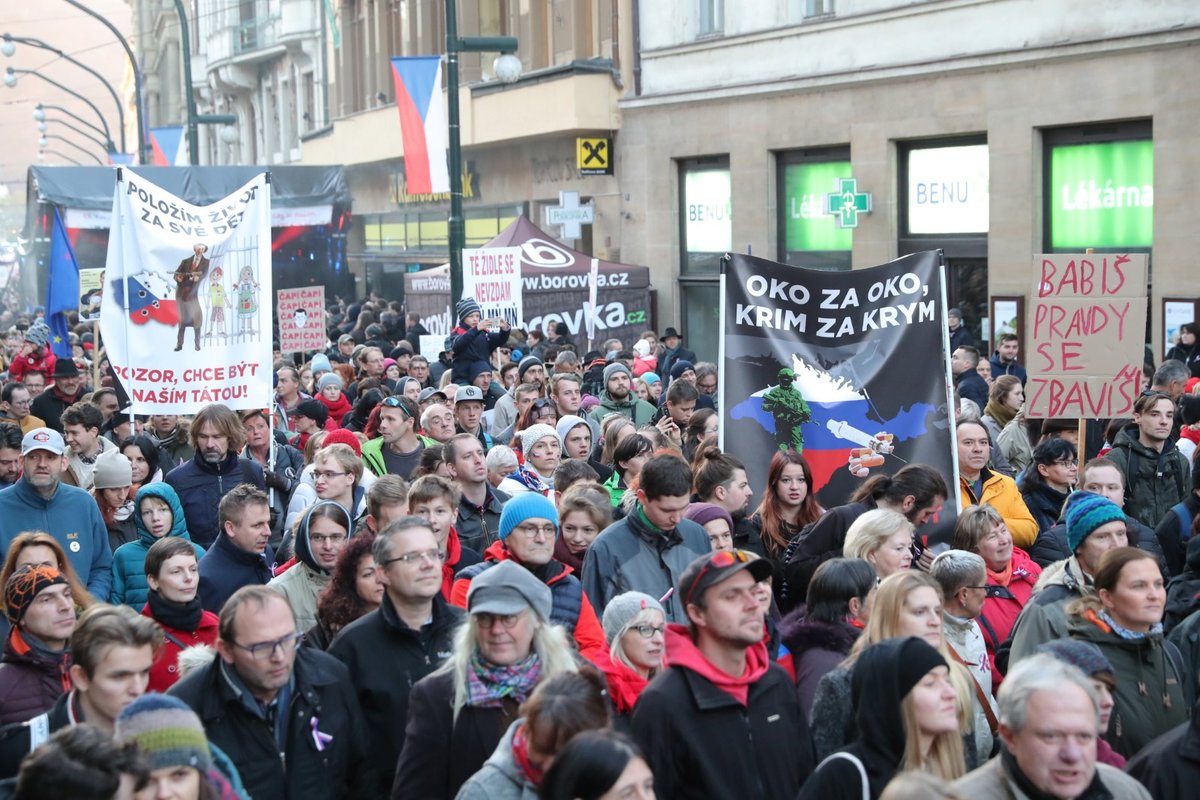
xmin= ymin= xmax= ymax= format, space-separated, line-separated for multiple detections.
xmin=825 ymin=178 xmax=872 ymax=228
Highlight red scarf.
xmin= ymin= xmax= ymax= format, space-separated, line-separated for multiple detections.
xmin=597 ymin=649 xmax=650 ymax=714
xmin=441 ymin=527 xmax=464 ymax=601
xmin=511 ymin=723 xmax=544 ymax=787
xmin=317 ymin=392 xmax=352 ymax=424
xmin=664 ymin=624 xmax=769 ymax=706
xmin=988 ymin=560 xmax=1014 ymax=588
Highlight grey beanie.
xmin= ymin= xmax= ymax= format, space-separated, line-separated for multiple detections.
xmin=520 ymin=423 xmax=559 ymax=457
xmin=318 ymin=372 xmax=343 ymax=391
xmin=602 ymin=591 xmax=664 ymax=644
xmin=603 ymin=362 xmax=632 ymax=385
xmin=92 ymin=449 xmax=133 ymax=490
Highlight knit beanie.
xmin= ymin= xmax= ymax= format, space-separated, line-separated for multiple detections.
xmin=498 ymin=492 xmax=559 ymax=541
xmin=310 ymin=353 xmax=332 ymax=376
xmin=23 ymin=322 xmax=49 ymax=348
xmin=322 ymin=428 xmax=362 ymax=457
xmin=670 ymin=360 xmax=695 ymax=380
xmin=295 ymin=398 xmax=329 ymax=427
xmin=1036 ymin=640 xmax=1116 ymax=689
xmin=318 ymin=372 xmax=343 ymax=392
xmin=556 ymin=415 xmax=590 ymax=450
xmin=115 ymin=694 xmax=212 ymax=773
xmin=518 ymin=355 xmax=544 ymax=381
xmin=603 ymin=362 xmax=632 ymax=386
xmin=456 ymin=296 xmax=482 ymax=324
xmin=5 ymin=565 xmax=67 ymax=625
xmin=683 ymin=502 xmax=733 ymax=532
xmin=1064 ymin=491 xmax=1126 ymax=553
xmin=92 ymin=449 xmax=133 ymax=490
xmin=520 ymin=423 xmax=559 ymax=458
xmin=602 ymin=591 xmax=664 ymax=645
xmin=641 ymin=372 xmax=660 ymax=386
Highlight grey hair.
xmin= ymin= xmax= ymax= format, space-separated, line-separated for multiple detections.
xmin=997 ymin=654 xmax=1099 ymax=733
xmin=485 ymin=444 xmax=519 ymax=474
xmin=1154 ymin=359 xmax=1189 ymax=387
xmin=373 ymin=515 xmax=438 ymax=565
xmin=929 ymin=550 xmax=986 ymax=598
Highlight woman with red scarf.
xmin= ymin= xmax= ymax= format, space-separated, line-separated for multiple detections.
xmin=596 ymin=592 xmax=666 ymax=728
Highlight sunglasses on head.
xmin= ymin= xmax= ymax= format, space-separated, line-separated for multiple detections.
xmin=684 ymin=549 xmax=752 ymax=607
xmin=381 ymin=396 xmax=410 ymax=417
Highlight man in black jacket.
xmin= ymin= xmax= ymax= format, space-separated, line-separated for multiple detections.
xmin=631 ymin=551 xmax=814 ymax=799
xmin=171 ymin=585 xmax=373 ymax=800
xmin=328 ymin=516 xmax=462 ymax=797
xmin=951 ymin=345 xmax=990 ymax=410
xmin=198 ymin=484 xmax=275 ymax=613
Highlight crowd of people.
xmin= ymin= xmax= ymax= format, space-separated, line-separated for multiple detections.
xmin=0 ymin=298 xmax=1196 ymax=799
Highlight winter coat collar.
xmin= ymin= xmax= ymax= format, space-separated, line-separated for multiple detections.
xmin=777 ymin=613 xmax=859 ymax=658
xmin=190 ymin=450 xmax=243 ymax=476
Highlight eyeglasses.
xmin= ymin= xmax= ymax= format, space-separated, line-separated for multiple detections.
xmin=231 ymin=631 xmax=303 ymax=660
xmin=381 ymin=396 xmax=410 ymax=417
xmin=513 ymin=523 xmax=556 ymax=539
xmin=312 ymin=470 xmax=348 ymax=481
xmin=684 ymin=549 xmax=752 ymax=607
xmin=476 ymin=611 xmax=523 ymax=629
xmin=310 ymin=533 xmax=347 ymax=546
xmin=631 ymin=623 xmax=666 ymax=639
xmin=1052 ymin=459 xmax=1078 ymax=467
xmin=384 ymin=548 xmax=445 ymax=566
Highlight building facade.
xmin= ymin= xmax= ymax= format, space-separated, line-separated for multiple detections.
xmin=619 ymin=0 xmax=1200 ymax=362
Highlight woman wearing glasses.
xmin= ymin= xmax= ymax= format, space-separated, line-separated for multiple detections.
xmin=597 ymin=591 xmax=666 ymax=728
xmin=268 ymin=499 xmax=355 ymax=631
xmin=1020 ymin=438 xmax=1078 ymax=535
xmin=394 ymin=559 xmax=579 ymax=799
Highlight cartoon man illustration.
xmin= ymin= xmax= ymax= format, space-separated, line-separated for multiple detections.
xmin=761 ymin=367 xmax=812 ymax=452
xmin=293 ymin=307 xmax=308 ymax=329
xmin=236 ymin=265 xmax=259 ymax=337
xmin=208 ymin=265 xmax=229 ymax=342
xmin=174 ymin=243 xmax=210 ymax=351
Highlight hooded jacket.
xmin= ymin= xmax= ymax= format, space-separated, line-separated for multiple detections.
xmin=1106 ymin=422 xmax=1191 ymax=530
xmin=110 ymin=482 xmax=205 ymax=608
xmin=631 ymin=625 xmax=813 ymax=800
xmin=1068 ymin=609 xmax=1188 ymax=759
xmin=959 ymin=468 xmax=1039 ymax=549
xmin=597 ymin=648 xmax=651 ymax=727
xmin=0 ymin=629 xmax=70 ymax=725
xmin=581 ymin=508 xmax=711 ymax=623
xmin=165 ymin=450 xmax=266 ymax=549
xmin=454 ymin=721 xmax=540 ymax=800
xmin=1006 ymin=555 xmax=1092 ymax=668
xmin=268 ymin=500 xmax=351 ymax=631
xmin=587 ymin=391 xmax=658 ymax=427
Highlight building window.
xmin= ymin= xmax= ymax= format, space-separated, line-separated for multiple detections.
xmin=678 ymin=157 xmax=729 ymax=362
xmin=776 ymin=147 xmax=852 ymax=271
xmin=697 ymin=0 xmax=723 ymax=36
xmin=790 ymin=0 xmax=834 ymax=20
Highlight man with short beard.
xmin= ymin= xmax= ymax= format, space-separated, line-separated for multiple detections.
xmin=30 ymin=360 xmax=85 ymax=435
xmin=165 ymin=404 xmax=266 ymax=549
xmin=0 ymin=424 xmax=20 ymax=486
xmin=0 ymin=428 xmax=112 ymax=598
xmin=589 ymin=363 xmax=657 ymax=427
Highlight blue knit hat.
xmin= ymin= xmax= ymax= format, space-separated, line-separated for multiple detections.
xmin=1064 ymin=490 xmax=1125 ymax=553
xmin=456 ymin=296 xmax=482 ymax=323
xmin=498 ymin=492 xmax=559 ymax=541
xmin=115 ymin=694 xmax=212 ymax=773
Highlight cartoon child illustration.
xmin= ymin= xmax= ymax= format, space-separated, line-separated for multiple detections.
xmin=236 ymin=265 xmax=259 ymax=336
xmin=207 ymin=265 xmax=229 ymax=341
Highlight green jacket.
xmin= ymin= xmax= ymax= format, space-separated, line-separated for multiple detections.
xmin=361 ymin=434 xmax=437 ymax=477
xmin=1007 ymin=556 xmax=1091 ymax=667
xmin=1106 ymin=422 xmax=1191 ymax=529
xmin=588 ymin=392 xmax=657 ymax=427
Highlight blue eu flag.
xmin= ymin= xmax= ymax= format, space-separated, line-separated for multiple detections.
xmin=47 ymin=208 xmax=80 ymax=359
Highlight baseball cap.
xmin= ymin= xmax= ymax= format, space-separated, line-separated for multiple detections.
xmin=467 ymin=560 xmax=553 ymax=622
xmin=455 ymin=385 xmax=485 ymax=405
xmin=678 ymin=549 xmax=772 ymax=609
xmin=419 ymin=386 xmax=447 ymax=404
xmin=21 ymin=428 xmax=65 ymax=457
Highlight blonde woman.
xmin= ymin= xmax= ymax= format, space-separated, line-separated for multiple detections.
xmin=843 ymin=508 xmax=915 ymax=581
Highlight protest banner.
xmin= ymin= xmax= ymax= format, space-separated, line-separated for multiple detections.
xmin=78 ymin=268 xmax=104 ymax=322
xmin=99 ymin=171 xmax=272 ymax=413
xmin=277 ymin=286 xmax=326 ymax=354
xmin=1027 ymin=253 xmax=1147 ymax=418
xmin=720 ymin=251 xmax=954 ymax=510
xmin=463 ymin=246 xmax=523 ymax=328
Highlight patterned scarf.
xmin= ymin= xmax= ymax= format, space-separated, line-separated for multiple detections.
xmin=509 ymin=464 xmax=551 ymax=495
xmin=465 ymin=651 xmax=542 ymax=708
xmin=1099 ymin=609 xmax=1163 ymax=640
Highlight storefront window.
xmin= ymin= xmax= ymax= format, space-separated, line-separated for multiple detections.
xmin=778 ymin=148 xmax=852 ymax=270
xmin=680 ymin=159 xmax=731 ymax=275
xmin=904 ymin=143 xmax=989 ymax=236
xmin=1045 ymin=136 xmax=1153 ymax=250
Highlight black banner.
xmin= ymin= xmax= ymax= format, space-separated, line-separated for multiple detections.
xmin=720 ymin=251 xmax=955 ymax=510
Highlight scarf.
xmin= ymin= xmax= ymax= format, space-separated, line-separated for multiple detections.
xmin=599 ymin=650 xmax=649 ymax=714
xmin=1097 ymin=609 xmax=1162 ymax=640
xmin=984 ymin=399 xmax=1017 ymax=430
xmin=147 ymin=589 xmax=204 ymax=633
xmin=317 ymin=391 xmax=352 ymax=422
xmin=10 ymin=629 xmax=72 ymax=693
xmin=510 ymin=723 xmax=544 ymax=787
xmin=988 ymin=560 xmax=1014 ymax=588
xmin=509 ymin=464 xmax=551 ymax=495
xmin=465 ymin=650 xmax=541 ymax=708
xmin=552 ymin=535 xmax=584 ymax=574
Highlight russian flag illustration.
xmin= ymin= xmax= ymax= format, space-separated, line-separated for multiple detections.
xmin=149 ymin=127 xmax=187 ymax=166
xmin=390 ymin=56 xmax=450 ymax=195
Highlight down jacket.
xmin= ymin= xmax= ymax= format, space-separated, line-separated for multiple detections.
xmin=959 ymin=468 xmax=1039 ymax=549
xmin=164 ymin=451 xmax=265 ymax=549
xmin=109 ymin=482 xmax=205 ymax=608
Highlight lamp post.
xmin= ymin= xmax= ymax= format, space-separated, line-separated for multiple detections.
xmin=444 ymin=3 xmax=521 ymax=305
xmin=2 ymin=32 xmax=127 ymax=155
xmin=38 ymin=149 xmax=84 ymax=166
xmin=38 ymin=134 xmax=103 ymax=166
xmin=162 ymin=0 xmax=237 ymax=164
xmin=5 ymin=66 xmax=116 ymax=153
xmin=39 ymin=116 xmax=109 ymax=154
xmin=35 ymin=103 xmax=109 ymax=145
xmin=59 ymin=0 xmax=148 ymax=164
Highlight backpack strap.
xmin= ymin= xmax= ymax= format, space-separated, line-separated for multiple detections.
xmin=817 ymin=751 xmax=870 ymax=800
xmin=947 ymin=646 xmax=1000 ymax=734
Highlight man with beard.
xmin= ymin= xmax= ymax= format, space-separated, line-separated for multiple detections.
xmin=0 ymin=425 xmax=21 ymax=486
xmin=165 ymin=404 xmax=266 ymax=550
xmin=30 ymin=359 xmax=85 ymax=435
xmin=0 ymin=428 xmax=112 ymax=598
xmin=589 ymin=363 xmax=657 ymax=427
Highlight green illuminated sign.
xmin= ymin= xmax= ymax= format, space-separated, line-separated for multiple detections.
xmin=783 ymin=161 xmax=853 ymax=252
xmin=1049 ymin=140 xmax=1153 ymax=248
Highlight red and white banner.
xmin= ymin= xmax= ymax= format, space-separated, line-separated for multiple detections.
xmin=463 ymin=246 xmax=524 ymax=328
xmin=277 ymin=286 xmax=326 ymax=354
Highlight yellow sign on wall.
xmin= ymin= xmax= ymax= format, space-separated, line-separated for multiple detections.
xmin=577 ymin=137 xmax=613 ymax=175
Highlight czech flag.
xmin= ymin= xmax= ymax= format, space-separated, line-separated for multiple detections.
xmin=390 ymin=56 xmax=450 ymax=195
xmin=149 ymin=126 xmax=187 ymax=166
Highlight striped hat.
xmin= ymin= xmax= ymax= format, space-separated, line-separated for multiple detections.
xmin=456 ymin=296 xmax=482 ymax=323
xmin=115 ymin=693 xmax=212 ymax=773
xmin=1064 ymin=491 xmax=1126 ymax=553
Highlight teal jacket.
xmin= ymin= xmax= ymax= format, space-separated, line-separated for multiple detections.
xmin=110 ymin=482 xmax=205 ymax=608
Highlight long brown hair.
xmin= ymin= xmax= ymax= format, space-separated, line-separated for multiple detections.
xmin=0 ymin=532 xmax=96 ymax=612
xmin=754 ymin=450 xmax=822 ymax=558
xmin=315 ymin=533 xmax=378 ymax=637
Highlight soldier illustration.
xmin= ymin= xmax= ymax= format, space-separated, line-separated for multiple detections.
xmin=207 ymin=265 xmax=229 ymax=342
xmin=235 ymin=265 xmax=259 ymax=336
xmin=761 ymin=367 xmax=812 ymax=452
xmin=174 ymin=243 xmax=210 ymax=351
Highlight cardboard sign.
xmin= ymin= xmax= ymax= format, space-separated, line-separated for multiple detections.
xmin=1027 ymin=253 xmax=1148 ymax=418
xmin=277 ymin=286 xmax=326 ymax=354
xmin=463 ymin=247 xmax=523 ymax=328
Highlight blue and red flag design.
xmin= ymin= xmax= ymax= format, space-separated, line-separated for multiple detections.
xmin=390 ymin=56 xmax=450 ymax=195
xmin=149 ymin=127 xmax=186 ymax=166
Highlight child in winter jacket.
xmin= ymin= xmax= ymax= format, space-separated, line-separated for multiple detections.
xmin=449 ymin=297 xmax=510 ymax=384
xmin=7 ymin=323 xmax=56 ymax=385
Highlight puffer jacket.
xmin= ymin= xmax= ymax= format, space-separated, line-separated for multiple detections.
xmin=454 ymin=721 xmax=539 ymax=800
xmin=109 ymin=482 xmax=205 ymax=608
xmin=165 ymin=451 xmax=265 ymax=549
xmin=1107 ymin=422 xmax=1191 ymax=529
xmin=959 ymin=468 xmax=1039 ymax=549
xmin=267 ymin=500 xmax=351 ymax=632
xmin=1069 ymin=609 xmax=1188 ymax=759
xmin=0 ymin=629 xmax=70 ymax=725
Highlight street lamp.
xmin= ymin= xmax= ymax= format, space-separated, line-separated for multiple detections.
xmin=444 ymin=6 xmax=521 ymax=305
xmin=39 ymin=115 xmax=110 ymax=154
xmin=34 ymin=103 xmax=110 ymax=146
xmin=2 ymin=32 xmax=127 ymax=155
xmin=38 ymin=149 xmax=84 ymax=166
xmin=38 ymin=133 xmax=103 ymax=165
xmin=4 ymin=67 xmax=116 ymax=153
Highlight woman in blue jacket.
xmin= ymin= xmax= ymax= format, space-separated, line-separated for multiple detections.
xmin=109 ymin=482 xmax=205 ymax=608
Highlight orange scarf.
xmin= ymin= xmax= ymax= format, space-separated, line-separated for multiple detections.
xmin=988 ymin=560 xmax=1013 ymax=588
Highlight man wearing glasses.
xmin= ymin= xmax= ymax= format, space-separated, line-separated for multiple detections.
xmin=328 ymin=516 xmax=463 ymax=797
xmin=631 ymin=549 xmax=814 ymax=800
xmin=172 ymin=584 xmax=373 ymax=799
xmin=0 ymin=383 xmax=45 ymax=434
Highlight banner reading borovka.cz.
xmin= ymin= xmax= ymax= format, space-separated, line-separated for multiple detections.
xmin=719 ymin=251 xmax=955 ymax=509
xmin=100 ymin=171 xmax=273 ymax=413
